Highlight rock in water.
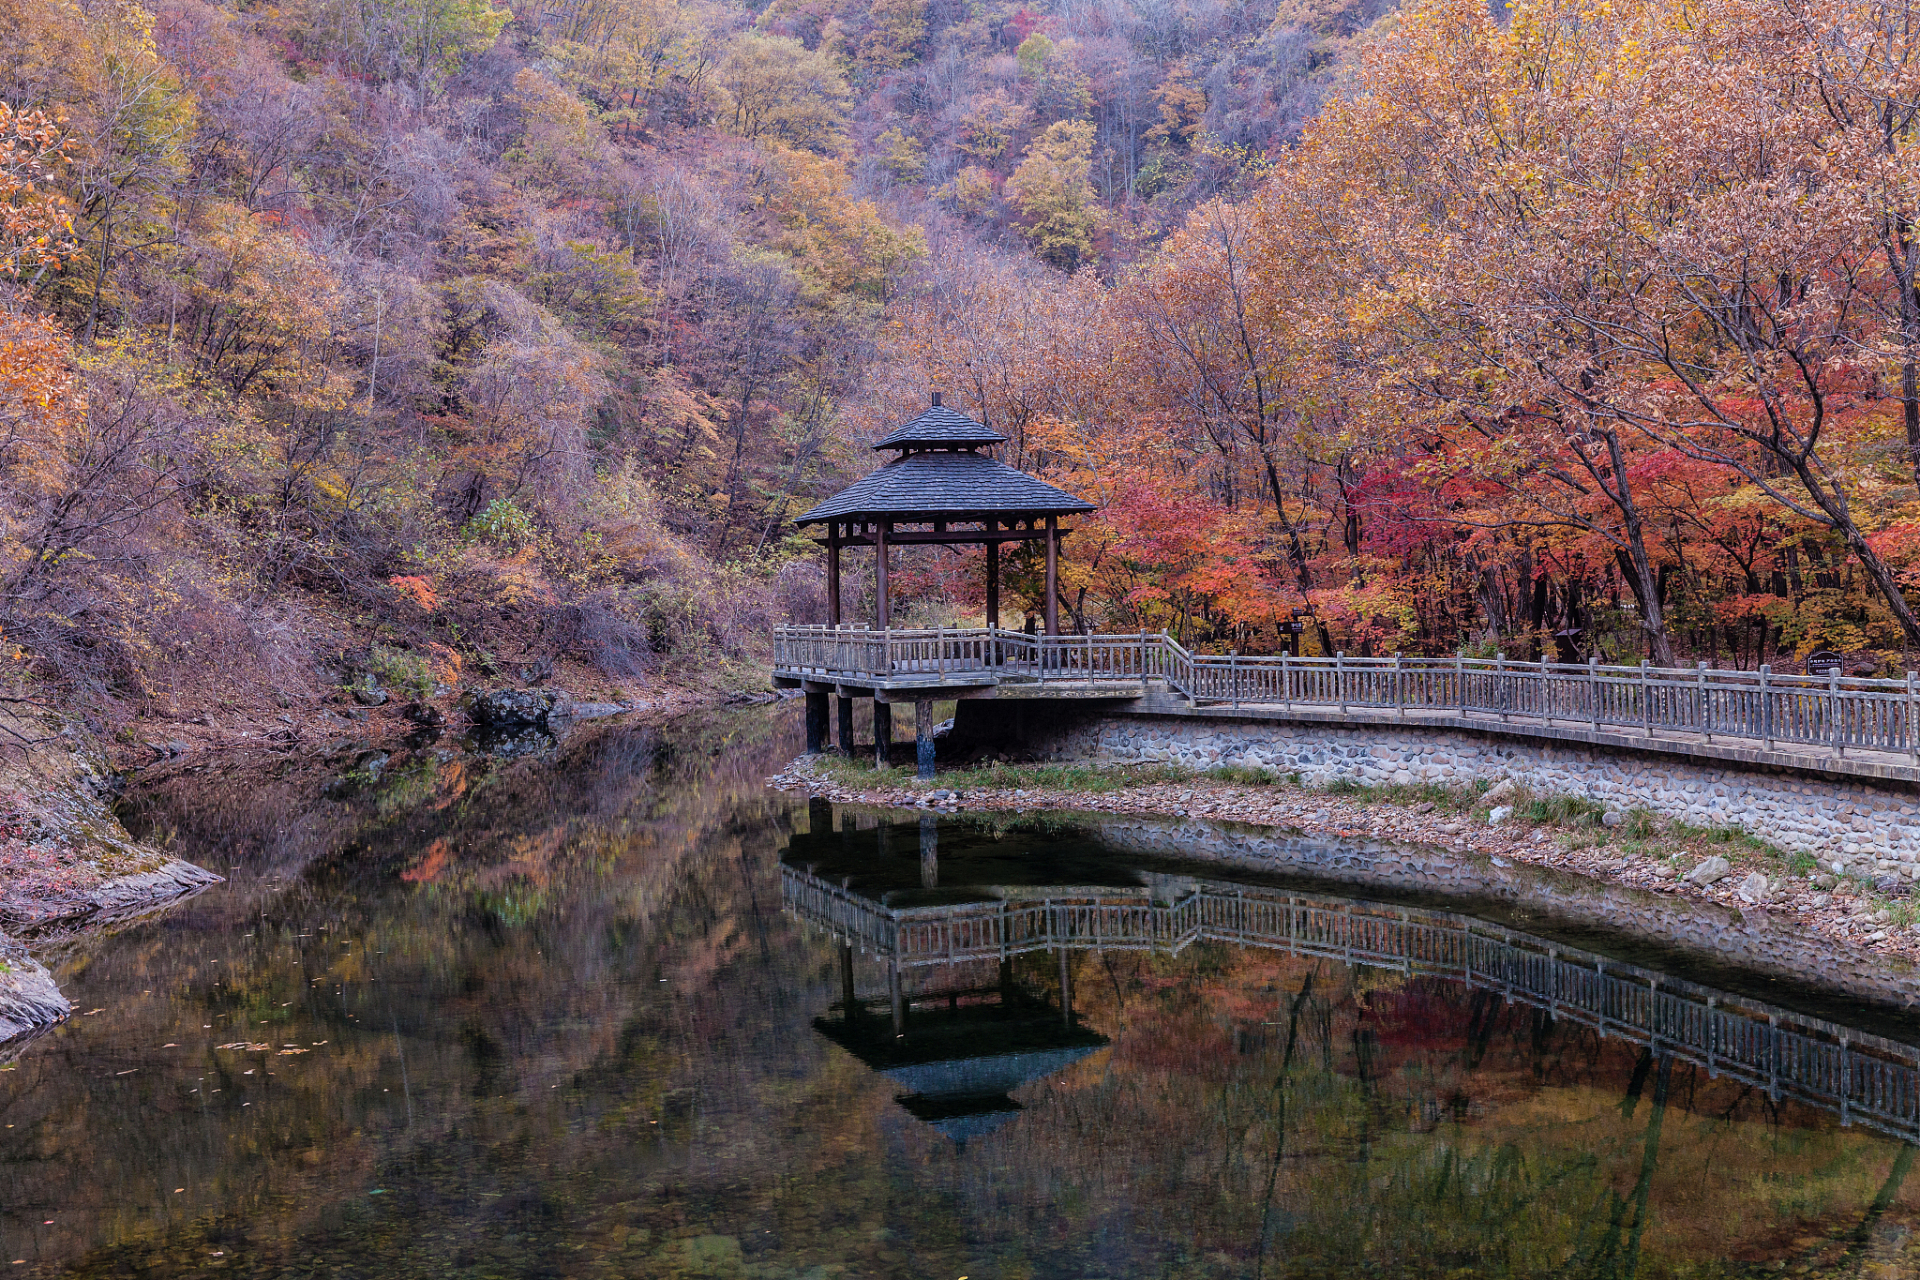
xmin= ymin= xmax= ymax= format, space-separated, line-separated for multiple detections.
xmin=1736 ymin=871 xmax=1770 ymax=903
xmin=472 ymin=689 xmax=558 ymax=730
xmin=0 ymin=931 xmax=67 ymax=1044
xmin=1684 ymin=855 xmax=1733 ymax=886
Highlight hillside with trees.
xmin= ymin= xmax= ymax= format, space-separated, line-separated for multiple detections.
xmin=2 ymin=0 xmax=1920 ymax=750
xmin=0 ymin=0 xmax=1370 ymax=742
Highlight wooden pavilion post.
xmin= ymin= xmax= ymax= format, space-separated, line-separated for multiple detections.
xmin=826 ymin=521 xmax=841 ymax=626
xmin=1044 ymin=515 xmax=1059 ymax=635
xmin=875 ymin=521 xmax=891 ymax=630
xmin=985 ymin=519 xmax=1000 ymax=630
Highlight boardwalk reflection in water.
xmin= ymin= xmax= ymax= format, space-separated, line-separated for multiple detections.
xmin=786 ymin=806 xmax=1920 ymax=1145
xmin=786 ymin=801 xmax=1920 ymax=1276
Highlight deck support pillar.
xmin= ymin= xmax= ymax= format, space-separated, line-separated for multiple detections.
xmin=804 ymin=690 xmax=828 ymax=754
xmin=836 ymin=695 xmax=855 ymax=757
xmin=1044 ymin=515 xmax=1059 ymax=635
xmin=808 ymin=795 xmax=832 ymax=834
xmin=873 ymin=700 xmax=892 ymax=767
xmin=840 ymin=943 xmax=856 ymax=1019
xmin=1059 ymin=945 xmax=1072 ymax=1028
xmin=919 ymin=815 xmax=938 ymax=888
xmin=915 ymin=698 xmax=935 ymax=780
xmin=889 ymin=960 xmax=904 ymax=1037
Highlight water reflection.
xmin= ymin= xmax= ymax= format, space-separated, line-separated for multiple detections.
xmin=2 ymin=715 xmax=1919 ymax=1278
xmin=785 ymin=807 xmax=1920 ymax=1145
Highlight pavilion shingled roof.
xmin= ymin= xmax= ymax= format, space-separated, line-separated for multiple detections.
xmin=871 ymin=402 xmax=1008 ymax=451
xmin=792 ymin=450 xmax=1094 ymax=526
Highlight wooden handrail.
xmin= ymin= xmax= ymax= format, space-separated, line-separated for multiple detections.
xmin=771 ymin=627 xmax=1920 ymax=759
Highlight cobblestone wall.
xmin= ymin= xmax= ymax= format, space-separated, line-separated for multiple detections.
xmin=1037 ymin=714 xmax=1920 ymax=876
xmin=1080 ymin=817 xmax=1920 ymax=1009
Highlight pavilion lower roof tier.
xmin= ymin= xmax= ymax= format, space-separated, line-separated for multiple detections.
xmin=794 ymin=450 xmax=1094 ymax=526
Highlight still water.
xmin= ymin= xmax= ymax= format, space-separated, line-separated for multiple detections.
xmin=2 ymin=709 xmax=1919 ymax=1278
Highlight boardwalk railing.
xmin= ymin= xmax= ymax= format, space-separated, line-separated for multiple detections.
xmin=772 ymin=625 xmax=1920 ymax=760
xmin=783 ymin=864 xmax=1920 ymax=1142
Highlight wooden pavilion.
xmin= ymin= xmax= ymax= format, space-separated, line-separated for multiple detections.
xmin=793 ymin=393 xmax=1095 ymax=635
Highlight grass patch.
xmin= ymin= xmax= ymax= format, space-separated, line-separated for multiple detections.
xmin=942 ymin=760 xmax=1194 ymax=793
xmin=1518 ymin=793 xmax=1609 ymax=828
xmin=805 ymin=753 xmax=1194 ymax=795
xmin=366 ymin=643 xmax=436 ymax=698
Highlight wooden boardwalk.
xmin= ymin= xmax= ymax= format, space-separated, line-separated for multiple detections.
xmin=773 ymin=626 xmax=1920 ymax=777
xmin=783 ymin=863 xmax=1920 ymax=1144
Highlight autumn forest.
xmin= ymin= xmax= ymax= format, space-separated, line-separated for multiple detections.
xmin=3 ymin=0 xmax=1920 ymax=731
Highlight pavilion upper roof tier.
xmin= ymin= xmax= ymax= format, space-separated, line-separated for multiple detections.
xmin=793 ymin=450 xmax=1094 ymax=526
xmin=870 ymin=394 xmax=1008 ymax=451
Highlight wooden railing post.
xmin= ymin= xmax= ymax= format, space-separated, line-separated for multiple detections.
xmin=1282 ymin=651 xmax=1292 ymax=711
xmin=1140 ymin=631 xmax=1149 ymax=691
xmin=1394 ymin=653 xmax=1405 ymax=717
xmin=1699 ymin=661 xmax=1711 ymax=742
xmin=1642 ymin=660 xmax=1653 ymax=738
xmin=1230 ymin=650 xmax=1240 ymax=708
xmin=1496 ymin=652 xmax=1508 ymax=723
xmin=937 ymin=626 xmax=946 ymax=681
xmin=1761 ymin=664 xmax=1773 ymax=749
xmin=1337 ymin=651 xmax=1347 ymax=714
xmin=1909 ymin=670 xmax=1918 ymax=763
xmin=1456 ymin=651 xmax=1465 ymax=714
xmin=1588 ymin=656 xmax=1600 ymax=734
xmin=1830 ymin=667 xmax=1843 ymax=757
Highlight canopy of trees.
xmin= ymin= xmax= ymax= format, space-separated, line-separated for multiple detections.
xmin=1 ymin=0 xmax=1917 ymax=735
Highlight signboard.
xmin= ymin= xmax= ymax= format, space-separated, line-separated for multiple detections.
xmin=1805 ymin=650 xmax=1844 ymax=677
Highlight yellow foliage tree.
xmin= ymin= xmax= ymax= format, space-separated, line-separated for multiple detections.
xmin=1008 ymin=119 xmax=1098 ymax=270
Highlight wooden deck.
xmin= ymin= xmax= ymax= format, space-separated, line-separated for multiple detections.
xmin=783 ymin=863 xmax=1920 ymax=1143
xmin=773 ymin=626 xmax=1920 ymax=778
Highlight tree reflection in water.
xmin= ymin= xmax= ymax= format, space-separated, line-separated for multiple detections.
xmin=0 ymin=710 xmax=1915 ymax=1279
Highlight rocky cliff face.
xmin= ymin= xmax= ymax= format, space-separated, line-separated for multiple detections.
xmin=0 ymin=707 xmax=219 ymax=1047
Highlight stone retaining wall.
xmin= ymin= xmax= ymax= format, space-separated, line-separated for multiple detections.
xmin=1011 ymin=711 xmax=1920 ymax=877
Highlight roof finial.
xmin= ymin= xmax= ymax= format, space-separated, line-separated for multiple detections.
xmin=931 ymin=390 xmax=942 ymax=407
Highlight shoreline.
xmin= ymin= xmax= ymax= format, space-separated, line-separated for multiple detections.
xmin=768 ymin=752 xmax=1920 ymax=985
xmin=0 ymin=684 xmax=764 ymax=1051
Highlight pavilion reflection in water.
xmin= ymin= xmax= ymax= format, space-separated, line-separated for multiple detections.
xmin=785 ymin=800 xmax=1920 ymax=1146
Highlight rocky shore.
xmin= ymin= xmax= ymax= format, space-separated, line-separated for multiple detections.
xmin=769 ymin=754 xmax=1920 ymax=982
xmin=0 ymin=707 xmax=221 ymax=1048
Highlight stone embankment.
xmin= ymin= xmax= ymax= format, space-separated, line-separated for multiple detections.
xmin=0 ymin=708 xmax=220 ymax=1048
xmin=770 ymin=756 xmax=1920 ymax=1009
xmin=1034 ymin=715 xmax=1920 ymax=877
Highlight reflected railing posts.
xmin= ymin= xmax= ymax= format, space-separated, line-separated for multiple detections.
xmin=784 ymin=862 xmax=1920 ymax=1144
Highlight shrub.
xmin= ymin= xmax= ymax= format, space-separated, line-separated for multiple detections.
xmin=462 ymin=499 xmax=536 ymax=552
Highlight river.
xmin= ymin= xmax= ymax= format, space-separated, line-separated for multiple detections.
xmin=0 ymin=707 xmax=1916 ymax=1278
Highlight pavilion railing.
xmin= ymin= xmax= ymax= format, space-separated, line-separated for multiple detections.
xmin=772 ymin=625 xmax=1920 ymax=761
xmin=783 ymin=865 xmax=1920 ymax=1142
